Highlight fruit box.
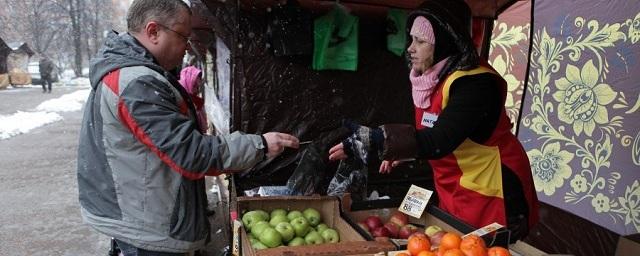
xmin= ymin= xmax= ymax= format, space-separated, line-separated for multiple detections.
xmin=340 ymin=195 xmax=512 ymax=249
xmin=236 ymin=195 xmax=396 ymax=256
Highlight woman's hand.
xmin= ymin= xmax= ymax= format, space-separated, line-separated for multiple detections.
xmin=328 ymin=142 xmax=348 ymax=161
xmin=379 ymin=159 xmax=413 ymax=174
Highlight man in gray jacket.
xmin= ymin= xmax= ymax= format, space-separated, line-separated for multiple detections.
xmin=77 ymin=0 xmax=299 ymax=254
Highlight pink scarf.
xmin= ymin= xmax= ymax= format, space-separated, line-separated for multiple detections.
xmin=410 ymin=57 xmax=449 ymax=109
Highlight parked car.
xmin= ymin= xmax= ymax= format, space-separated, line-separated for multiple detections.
xmin=27 ymin=61 xmax=59 ymax=84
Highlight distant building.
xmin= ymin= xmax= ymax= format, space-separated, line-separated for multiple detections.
xmin=3 ymin=41 xmax=35 ymax=85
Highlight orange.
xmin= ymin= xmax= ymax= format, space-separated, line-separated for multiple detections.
xmin=459 ymin=235 xmax=487 ymax=256
xmin=416 ymin=251 xmax=437 ymax=256
xmin=407 ymin=235 xmax=431 ymax=256
xmin=439 ymin=232 xmax=462 ymax=251
xmin=441 ymin=248 xmax=465 ymax=256
xmin=487 ymin=246 xmax=511 ymax=256
xmin=396 ymin=253 xmax=411 ymax=256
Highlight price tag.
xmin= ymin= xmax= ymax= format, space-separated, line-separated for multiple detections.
xmin=398 ymin=185 xmax=433 ymax=218
xmin=462 ymin=222 xmax=504 ymax=238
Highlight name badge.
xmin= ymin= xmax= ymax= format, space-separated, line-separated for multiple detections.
xmin=421 ymin=112 xmax=439 ymax=128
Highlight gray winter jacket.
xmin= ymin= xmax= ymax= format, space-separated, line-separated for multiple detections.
xmin=77 ymin=32 xmax=265 ymax=252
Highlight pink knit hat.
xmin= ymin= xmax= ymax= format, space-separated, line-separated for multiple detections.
xmin=410 ymin=16 xmax=435 ymax=44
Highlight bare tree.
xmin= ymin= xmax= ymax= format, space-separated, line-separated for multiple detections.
xmin=0 ymin=0 xmax=115 ymax=77
xmin=0 ymin=0 xmax=66 ymax=55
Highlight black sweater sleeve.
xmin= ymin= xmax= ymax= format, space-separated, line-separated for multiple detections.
xmin=416 ymin=73 xmax=503 ymax=159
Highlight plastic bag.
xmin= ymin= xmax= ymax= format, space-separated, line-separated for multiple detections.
xmin=386 ymin=8 xmax=408 ymax=57
xmin=285 ymin=145 xmax=326 ymax=195
xmin=327 ymin=157 xmax=368 ymax=202
xmin=312 ymin=5 xmax=359 ymax=71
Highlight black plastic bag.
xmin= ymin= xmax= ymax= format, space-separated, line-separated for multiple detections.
xmin=285 ymin=145 xmax=326 ymax=195
xmin=326 ymin=157 xmax=368 ymax=202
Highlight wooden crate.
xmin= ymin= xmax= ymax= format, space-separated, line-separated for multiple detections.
xmin=236 ymin=195 xmax=396 ymax=256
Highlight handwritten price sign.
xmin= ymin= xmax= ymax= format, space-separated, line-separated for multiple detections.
xmin=398 ymin=185 xmax=433 ymax=219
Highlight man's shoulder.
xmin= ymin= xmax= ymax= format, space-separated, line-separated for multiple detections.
xmin=112 ymin=66 xmax=176 ymax=95
xmin=119 ymin=66 xmax=170 ymax=84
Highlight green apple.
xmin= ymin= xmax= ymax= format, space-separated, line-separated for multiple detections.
xmin=269 ymin=214 xmax=289 ymax=227
xmin=258 ymin=227 xmax=282 ymax=248
xmin=251 ymin=240 xmax=268 ymax=250
xmin=308 ymin=226 xmax=316 ymax=233
xmin=316 ymin=223 xmax=329 ymax=234
xmin=242 ymin=211 xmax=268 ymax=230
xmin=251 ymin=221 xmax=271 ymax=237
xmin=290 ymin=216 xmax=310 ymax=237
xmin=288 ymin=237 xmax=306 ymax=246
xmin=304 ymin=230 xmax=325 ymax=245
xmin=424 ymin=225 xmax=443 ymax=237
xmin=248 ymin=233 xmax=255 ymax=240
xmin=287 ymin=210 xmax=303 ymax=221
xmin=270 ymin=208 xmax=288 ymax=219
xmin=321 ymin=228 xmax=340 ymax=243
xmin=303 ymin=208 xmax=322 ymax=226
xmin=274 ymin=222 xmax=295 ymax=242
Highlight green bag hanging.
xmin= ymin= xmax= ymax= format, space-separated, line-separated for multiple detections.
xmin=312 ymin=6 xmax=359 ymax=71
xmin=386 ymin=9 xmax=408 ymax=57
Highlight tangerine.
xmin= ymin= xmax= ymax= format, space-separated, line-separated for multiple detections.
xmin=439 ymin=232 xmax=462 ymax=251
xmin=407 ymin=235 xmax=431 ymax=256
xmin=416 ymin=250 xmax=437 ymax=256
xmin=459 ymin=234 xmax=487 ymax=256
xmin=487 ymin=246 xmax=511 ymax=256
xmin=441 ymin=248 xmax=465 ymax=256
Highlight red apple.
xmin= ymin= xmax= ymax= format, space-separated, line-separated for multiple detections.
xmin=356 ymin=221 xmax=370 ymax=232
xmin=398 ymin=224 xmax=418 ymax=239
xmin=388 ymin=211 xmax=409 ymax=227
xmin=364 ymin=215 xmax=383 ymax=231
xmin=429 ymin=230 xmax=446 ymax=246
xmin=371 ymin=226 xmax=391 ymax=237
xmin=409 ymin=231 xmax=429 ymax=241
xmin=383 ymin=222 xmax=400 ymax=238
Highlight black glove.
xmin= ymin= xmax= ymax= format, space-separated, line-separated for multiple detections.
xmin=341 ymin=120 xmax=384 ymax=163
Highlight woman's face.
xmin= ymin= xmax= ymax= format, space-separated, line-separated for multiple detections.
xmin=407 ymin=35 xmax=435 ymax=74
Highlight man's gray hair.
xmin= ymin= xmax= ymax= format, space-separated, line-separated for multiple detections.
xmin=127 ymin=0 xmax=191 ymax=33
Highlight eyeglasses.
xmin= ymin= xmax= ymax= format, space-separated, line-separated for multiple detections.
xmin=156 ymin=23 xmax=191 ymax=44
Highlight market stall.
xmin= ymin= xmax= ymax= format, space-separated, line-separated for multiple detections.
xmin=187 ymin=0 xmax=640 ymax=255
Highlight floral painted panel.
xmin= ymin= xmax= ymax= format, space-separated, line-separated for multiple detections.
xmin=519 ymin=0 xmax=640 ymax=235
xmin=489 ymin=0 xmax=531 ymax=134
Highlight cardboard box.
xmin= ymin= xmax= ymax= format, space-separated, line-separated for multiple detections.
xmin=615 ymin=234 xmax=640 ymax=256
xmin=387 ymin=241 xmax=547 ymax=256
xmin=341 ymin=194 xmax=515 ymax=249
xmin=508 ymin=240 xmax=547 ymax=256
xmin=236 ymin=195 xmax=396 ymax=256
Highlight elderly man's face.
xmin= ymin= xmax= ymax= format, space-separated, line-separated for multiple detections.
xmin=407 ymin=35 xmax=435 ymax=74
xmin=154 ymin=9 xmax=192 ymax=71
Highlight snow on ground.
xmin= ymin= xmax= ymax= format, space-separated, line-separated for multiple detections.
xmin=0 ymin=111 xmax=63 ymax=139
xmin=0 ymin=80 xmax=90 ymax=140
xmin=35 ymin=89 xmax=90 ymax=112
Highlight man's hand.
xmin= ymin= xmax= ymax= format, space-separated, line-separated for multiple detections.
xmin=262 ymin=132 xmax=300 ymax=158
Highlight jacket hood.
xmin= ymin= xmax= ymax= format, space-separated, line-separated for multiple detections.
xmin=406 ymin=0 xmax=479 ymax=80
xmin=89 ymin=31 xmax=166 ymax=89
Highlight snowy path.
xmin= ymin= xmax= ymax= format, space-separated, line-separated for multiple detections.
xmin=0 ymin=82 xmax=90 ymax=140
